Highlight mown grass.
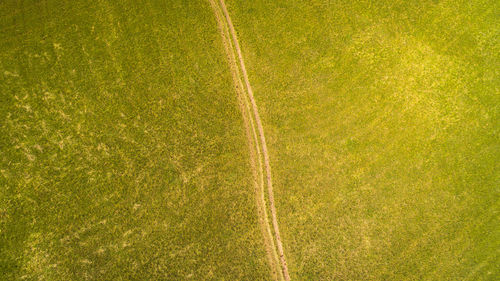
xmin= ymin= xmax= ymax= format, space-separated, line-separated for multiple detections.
xmin=228 ymin=0 xmax=499 ymax=279
xmin=0 ymin=0 xmax=271 ymax=280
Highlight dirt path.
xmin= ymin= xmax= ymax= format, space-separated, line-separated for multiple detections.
xmin=209 ymin=1 xmax=291 ymax=280
xmin=208 ymin=1 xmax=281 ymax=279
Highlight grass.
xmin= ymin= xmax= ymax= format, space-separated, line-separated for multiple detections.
xmin=227 ymin=0 xmax=499 ymax=279
xmin=1 ymin=0 xmax=499 ymax=280
xmin=0 ymin=0 xmax=270 ymax=280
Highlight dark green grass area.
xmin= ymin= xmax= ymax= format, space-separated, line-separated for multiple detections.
xmin=229 ymin=0 xmax=499 ymax=280
xmin=0 ymin=0 xmax=270 ymax=280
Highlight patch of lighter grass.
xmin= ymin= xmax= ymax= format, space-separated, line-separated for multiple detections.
xmin=20 ymin=232 xmax=58 ymax=280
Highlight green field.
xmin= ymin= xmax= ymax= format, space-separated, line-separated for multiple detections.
xmin=0 ymin=0 xmax=270 ymax=279
xmin=1 ymin=0 xmax=499 ymax=280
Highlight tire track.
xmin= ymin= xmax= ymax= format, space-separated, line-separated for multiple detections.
xmin=208 ymin=1 xmax=281 ymax=279
xmin=209 ymin=1 xmax=290 ymax=280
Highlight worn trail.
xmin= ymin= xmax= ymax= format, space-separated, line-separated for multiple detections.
xmin=208 ymin=1 xmax=291 ymax=280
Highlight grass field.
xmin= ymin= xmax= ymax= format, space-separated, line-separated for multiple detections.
xmin=228 ymin=0 xmax=499 ymax=279
xmin=0 ymin=0 xmax=270 ymax=280
xmin=1 ymin=0 xmax=499 ymax=280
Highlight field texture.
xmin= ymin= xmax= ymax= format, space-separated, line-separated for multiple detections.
xmin=1 ymin=0 xmax=499 ymax=280
xmin=1 ymin=0 xmax=270 ymax=280
xmin=228 ymin=0 xmax=499 ymax=280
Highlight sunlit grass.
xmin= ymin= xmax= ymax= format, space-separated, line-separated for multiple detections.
xmin=228 ymin=0 xmax=499 ymax=279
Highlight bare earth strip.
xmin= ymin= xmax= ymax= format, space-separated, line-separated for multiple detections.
xmin=209 ymin=0 xmax=291 ymax=280
xmin=208 ymin=1 xmax=281 ymax=279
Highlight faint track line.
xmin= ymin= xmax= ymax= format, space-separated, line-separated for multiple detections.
xmin=209 ymin=1 xmax=290 ymax=280
xmin=208 ymin=1 xmax=281 ymax=279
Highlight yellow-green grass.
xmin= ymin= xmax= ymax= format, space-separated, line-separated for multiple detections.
xmin=228 ymin=0 xmax=499 ymax=279
xmin=1 ymin=0 xmax=271 ymax=279
xmin=2 ymin=0 xmax=499 ymax=280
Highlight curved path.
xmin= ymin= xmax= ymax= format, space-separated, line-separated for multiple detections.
xmin=208 ymin=1 xmax=291 ymax=280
